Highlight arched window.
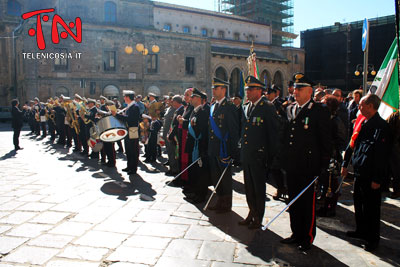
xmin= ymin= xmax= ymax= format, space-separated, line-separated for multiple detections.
xmin=103 ymin=85 xmax=119 ymax=99
xmin=229 ymin=68 xmax=242 ymax=96
xmin=260 ymin=69 xmax=272 ymax=88
xmin=215 ymin=66 xmax=227 ymax=82
xmin=273 ymin=71 xmax=283 ymax=90
xmin=55 ymin=87 xmax=70 ymax=97
xmin=7 ymin=0 xmax=22 ymax=16
xmin=104 ymin=1 xmax=117 ymax=23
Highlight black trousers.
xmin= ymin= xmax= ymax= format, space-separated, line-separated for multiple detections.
xmin=13 ymin=127 xmax=21 ymax=149
xmin=243 ymin=161 xmax=267 ymax=222
xmin=103 ymin=142 xmax=115 ymax=165
xmin=188 ymin=156 xmax=211 ymax=198
xmin=353 ymin=178 xmax=381 ymax=243
xmin=287 ymin=172 xmax=317 ymax=245
xmin=125 ymin=138 xmax=139 ymax=172
xmin=40 ymin=122 xmax=47 ymax=136
xmin=48 ymin=121 xmax=56 ymax=140
xmin=208 ymin=157 xmax=232 ymax=197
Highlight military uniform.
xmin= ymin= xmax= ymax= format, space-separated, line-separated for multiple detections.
xmin=208 ymin=78 xmax=239 ymax=212
xmin=241 ymin=90 xmax=279 ymax=227
xmin=282 ymin=73 xmax=332 ymax=250
xmin=167 ymin=104 xmax=185 ymax=178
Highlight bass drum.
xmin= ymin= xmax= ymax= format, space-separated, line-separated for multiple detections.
xmin=88 ymin=137 xmax=103 ymax=152
xmin=97 ymin=116 xmax=128 ymax=142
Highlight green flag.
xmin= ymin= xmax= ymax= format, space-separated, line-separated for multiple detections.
xmin=369 ymin=38 xmax=399 ymax=119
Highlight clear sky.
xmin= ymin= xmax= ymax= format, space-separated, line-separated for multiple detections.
xmin=153 ymin=0 xmax=396 ymax=47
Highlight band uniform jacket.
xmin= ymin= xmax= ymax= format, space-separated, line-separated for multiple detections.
xmin=185 ymin=105 xmax=209 ymax=157
xmin=343 ymin=112 xmax=389 ymax=185
xmin=283 ymin=100 xmax=332 ymax=176
xmin=167 ymin=105 xmax=184 ymax=142
xmin=116 ymin=103 xmax=140 ymax=128
xmin=241 ymin=96 xmax=279 ymax=165
xmin=11 ymin=106 xmax=24 ymax=129
xmin=208 ymin=98 xmax=239 ymax=158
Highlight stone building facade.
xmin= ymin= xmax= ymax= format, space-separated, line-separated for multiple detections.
xmin=0 ymin=0 xmax=304 ymax=105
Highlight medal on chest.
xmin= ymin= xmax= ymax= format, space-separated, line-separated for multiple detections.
xmin=304 ymin=117 xmax=309 ymax=130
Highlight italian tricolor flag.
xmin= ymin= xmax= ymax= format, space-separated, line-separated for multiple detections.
xmin=350 ymin=37 xmax=399 ymax=149
xmin=369 ymin=38 xmax=399 ymax=119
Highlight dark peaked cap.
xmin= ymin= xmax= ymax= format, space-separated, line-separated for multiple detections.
xmin=212 ymin=77 xmax=230 ymax=88
xmin=245 ymin=75 xmax=265 ymax=89
xmin=292 ymin=72 xmax=316 ymax=87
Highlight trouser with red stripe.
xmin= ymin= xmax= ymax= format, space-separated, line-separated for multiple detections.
xmin=287 ymin=172 xmax=317 ymax=245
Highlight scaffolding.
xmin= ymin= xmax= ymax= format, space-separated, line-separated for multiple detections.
xmin=217 ymin=0 xmax=295 ymax=46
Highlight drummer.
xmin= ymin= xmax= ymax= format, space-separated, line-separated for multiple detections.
xmin=101 ymin=100 xmax=117 ymax=168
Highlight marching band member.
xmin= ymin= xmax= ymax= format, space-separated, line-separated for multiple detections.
xmin=112 ymin=90 xmax=140 ymax=175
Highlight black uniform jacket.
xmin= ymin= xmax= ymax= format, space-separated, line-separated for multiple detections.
xmin=167 ymin=105 xmax=185 ymax=142
xmin=241 ymin=96 xmax=279 ymax=164
xmin=11 ymin=106 xmax=24 ymax=129
xmin=116 ymin=102 xmax=140 ymax=128
xmin=185 ymin=105 xmax=209 ymax=157
xmin=208 ymin=98 xmax=239 ymax=158
xmin=343 ymin=112 xmax=389 ymax=185
xmin=181 ymin=104 xmax=194 ymax=130
xmin=283 ymin=100 xmax=332 ymax=176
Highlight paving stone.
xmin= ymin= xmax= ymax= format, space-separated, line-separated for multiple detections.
xmin=163 ymin=239 xmax=202 ymax=259
xmin=46 ymin=259 xmax=100 ymax=267
xmin=109 ymin=263 xmax=149 ymax=267
xmin=16 ymin=202 xmax=54 ymax=212
xmin=154 ymin=257 xmax=210 ymax=267
xmin=198 ymin=241 xmax=236 ymax=262
xmin=2 ymin=245 xmax=59 ymax=265
xmin=58 ymin=245 xmax=109 ymax=261
xmin=0 ymin=225 xmax=12 ymax=234
xmin=135 ymin=223 xmax=189 ymax=238
xmin=70 ymin=207 xmax=117 ymax=224
xmin=0 ymin=211 xmax=38 ymax=224
xmin=0 ymin=236 xmax=29 ymax=254
xmin=28 ymin=234 xmax=75 ymax=248
xmin=150 ymin=202 xmax=180 ymax=211
xmin=0 ymin=201 xmax=25 ymax=211
xmin=30 ymin=211 xmax=71 ymax=224
xmin=16 ymin=194 xmax=46 ymax=202
xmin=6 ymin=223 xmax=53 ymax=238
xmin=73 ymin=230 xmax=128 ymax=249
xmin=49 ymin=221 xmax=93 ymax=236
xmin=210 ymin=263 xmax=251 ymax=267
xmin=133 ymin=209 xmax=172 ymax=223
xmin=184 ymin=225 xmax=226 ymax=241
xmin=2 ymin=190 xmax=34 ymax=198
xmin=123 ymin=235 xmax=171 ymax=249
xmin=177 ymin=203 xmax=203 ymax=213
xmin=107 ymin=247 xmax=163 ymax=265
xmin=234 ymin=244 xmax=272 ymax=265
xmin=94 ymin=219 xmax=143 ymax=234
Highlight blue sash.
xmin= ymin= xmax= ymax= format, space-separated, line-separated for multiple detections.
xmin=210 ymin=103 xmax=229 ymax=166
xmin=188 ymin=122 xmax=201 ymax=161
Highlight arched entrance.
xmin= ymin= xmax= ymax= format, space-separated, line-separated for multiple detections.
xmin=55 ymin=86 xmax=70 ymax=97
xmin=229 ymin=68 xmax=242 ymax=97
xmin=103 ymin=85 xmax=119 ymax=99
xmin=260 ymin=69 xmax=272 ymax=88
xmin=273 ymin=71 xmax=283 ymax=90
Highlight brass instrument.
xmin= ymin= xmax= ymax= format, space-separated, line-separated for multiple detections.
xmin=79 ymin=104 xmax=91 ymax=124
xmin=65 ymin=101 xmax=80 ymax=134
xmin=148 ymin=101 xmax=164 ymax=119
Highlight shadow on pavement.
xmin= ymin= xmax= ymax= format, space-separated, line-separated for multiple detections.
xmin=0 ymin=149 xmax=17 ymax=160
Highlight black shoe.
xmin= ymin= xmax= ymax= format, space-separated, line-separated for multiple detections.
xmin=127 ymin=170 xmax=136 ymax=175
xmin=118 ymin=148 xmax=124 ymax=153
xmin=106 ymin=162 xmax=115 ymax=168
xmin=89 ymin=153 xmax=98 ymax=159
xmin=184 ymin=195 xmax=205 ymax=204
xmin=122 ymin=168 xmax=130 ymax=172
xmin=15 ymin=147 xmax=23 ymax=151
xmin=280 ymin=236 xmax=298 ymax=244
xmin=363 ymin=241 xmax=379 ymax=252
xmin=163 ymin=161 xmax=170 ymax=166
xmin=390 ymin=192 xmax=400 ymax=199
xmin=297 ymin=242 xmax=311 ymax=252
xmin=165 ymin=170 xmax=179 ymax=176
xmin=346 ymin=231 xmax=366 ymax=240
xmin=238 ymin=216 xmax=252 ymax=226
xmin=166 ymin=179 xmax=183 ymax=187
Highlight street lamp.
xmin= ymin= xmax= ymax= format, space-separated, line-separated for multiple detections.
xmin=354 ymin=64 xmax=376 ymax=77
xmin=124 ymin=43 xmax=160 ymax=95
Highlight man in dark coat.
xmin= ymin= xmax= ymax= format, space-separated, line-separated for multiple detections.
xmin=11 ymin=99 xmax=25 ymax=150
xmin=281 ymin=73 xmax=332 ymax=252
xmin=342 ymin=94 xmax=389 ymax=252
xmin=166 ymin=95 xmax=185 ymax=181
xmin=112 ymin=90 xmax=140 ymax=175
xmin=207 ymin=77 xmax=239 ymax=213
xmin=184 ymin=89 xmax=210 ymax=203
xmin=239 ymin=76 xmax=279 ymax=229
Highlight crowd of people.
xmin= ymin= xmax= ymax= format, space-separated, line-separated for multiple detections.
xmin=10 ymin=72 xmax=400 ymax=253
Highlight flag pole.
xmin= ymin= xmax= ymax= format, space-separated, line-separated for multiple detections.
xmin=395 ymin=0 xmax=400 ymax=107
